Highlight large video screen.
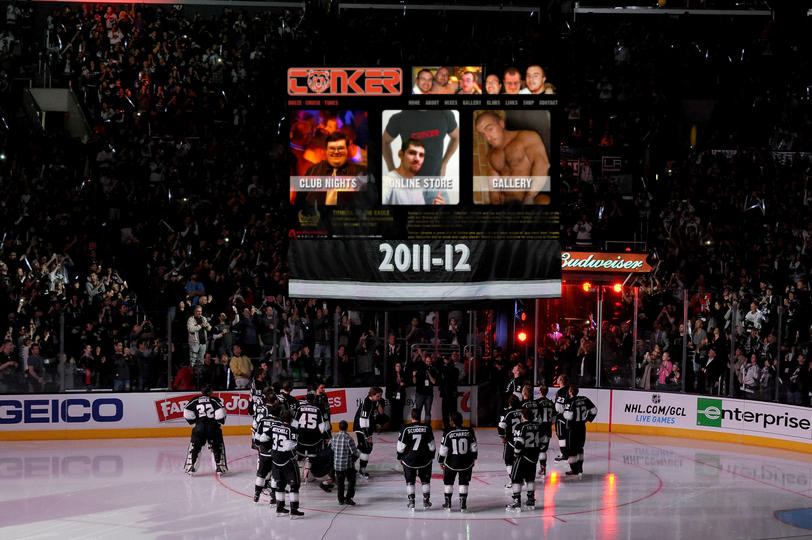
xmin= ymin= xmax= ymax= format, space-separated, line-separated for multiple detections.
xmin=286 ymin=65 xmax=560 ymax=302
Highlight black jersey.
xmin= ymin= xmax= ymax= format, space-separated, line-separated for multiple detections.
xmin=353 ymin=397 xmax=381 ymax=436
xmin=265 ymin=422 xmax=297 ymax=466
xmin=521 ymin=398 xmax=540 ymax=423
xmin=248 ymin=379 xmax=266 ymax=415
xmin=280 ymin=392 xmax=300 ymax=415
xmin=397 ymin=422 xmax=436 ymax=468
xmin=184 ymin=395 xmax=227 ymax=434
xmin=512 ymin=420 xmax=544 ymax=463
xmin=292 ymin=402 xmax=329 ymax=447
xmin=498 ymin=407 xmax=524 ymax=447
xmin=563 ymin=395 xmax=598 ymax=426
xmin=254 ymin=415 xmax=280 ymax=457
xmin=438 ymin=427 xmax=477 ymax=471
xmin=554 ymin=386 xmax=569 ymax=417
xmin=314 ymin=393 xmax=331 ymax=425
xmin=534 ymin=396 xmax=556 ymax=426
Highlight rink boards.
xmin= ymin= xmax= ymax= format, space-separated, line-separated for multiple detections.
xmin=1 ymin=387 xmax=810 ymax=453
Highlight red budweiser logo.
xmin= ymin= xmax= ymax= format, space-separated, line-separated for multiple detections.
xmin=288 ymin=68 xmax=402 ymax=96
xmin=154 ymin=392 xmax=252 ymax=422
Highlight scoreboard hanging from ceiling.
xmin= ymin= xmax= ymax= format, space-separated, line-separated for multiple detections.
xmin=286 ymin=65 xmax=561 ymax=302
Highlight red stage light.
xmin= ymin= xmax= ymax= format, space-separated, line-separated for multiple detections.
xmin=517 ymin=331 xmax=528 ymax=343
xmin=582 ymin=282 xmax=592 ymax=292
xmin=612 ymin=283 xmax=623 ymax=293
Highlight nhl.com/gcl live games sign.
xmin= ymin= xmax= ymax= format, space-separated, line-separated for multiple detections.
xmin=288 ymin=68 xmax=403 ymax=96
xmin=561 ymin=251 xmax=652 ymax=273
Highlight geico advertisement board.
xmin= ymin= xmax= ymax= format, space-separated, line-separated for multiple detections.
xmin=0 ymin=387 xmax=473 ymax=432
xmin=612 ymin=390 xmax=812 ymax=442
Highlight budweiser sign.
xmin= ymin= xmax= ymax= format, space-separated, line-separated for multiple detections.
xmin=561 ymin=252 xmax=651 ymax=273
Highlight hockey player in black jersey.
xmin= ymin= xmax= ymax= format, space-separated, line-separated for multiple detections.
xmin=553 ymin=374 xmax=570 ymax=461
xmin=251 ymin=386 xmax=275 ymax=451
xmin=292 ymin=392 xmax=331 ymax=459
xmin=279 ymin=379 xmax=300 ymax=414
xmin=353 ymin=386 xmax=387 ymax=479
xmin=438 ymin=411 xmax=477 ymax=512
xmin=507 ymin=407 xmax=543 ymax=511
xmin=269 ymin=410 xmax=304 ymax=517
xmin=183 ymin=385 xmax=228 ymax=475
xmin=397 ymin=408 xmax=436 ymax=510
xmin=498 ymin=394 xmax=523 ymax=487
xmin=562 ymin=384 xmax=597 ymax=478
xmin=534 ymin=383 xmax=556 ymax=478
xmin=314 ymin=383 xmax=332 ymax=432
xmin=253 ymin=402 xmax=281 ymax=504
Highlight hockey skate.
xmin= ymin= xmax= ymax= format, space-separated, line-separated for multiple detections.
xmin=526 ymin=497 xmax=536 ymax=510
xmin=289 ymin=504 xmax=304 ymax=518
xmin=407 ymin=496 xmax=416 ymax=510
xmin=422 ymin=496 xmax=432 ymax=511
xmin=506 ymin=500 xmax=522 ymax=512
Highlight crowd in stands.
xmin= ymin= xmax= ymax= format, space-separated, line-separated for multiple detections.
xmin=0 ymin=4 xmax=809 ymax=407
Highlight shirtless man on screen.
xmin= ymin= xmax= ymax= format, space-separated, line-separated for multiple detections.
xmin=474 ymin=112 xmax=550 ymax=205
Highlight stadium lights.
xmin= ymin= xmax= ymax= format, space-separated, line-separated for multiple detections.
xmin=582 ymin=282 xmax=592 ymax=292
xmin=612 ymin=283 xmax=623 ymax=293
xmin=517 ymin=330 xmax=528 ymax=343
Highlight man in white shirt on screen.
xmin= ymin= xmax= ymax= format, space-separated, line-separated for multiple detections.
xmin=382 ymin=138 xmax=446 ymax=205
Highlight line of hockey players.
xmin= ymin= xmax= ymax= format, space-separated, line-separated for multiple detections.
xmin=252 ymin=375 xmax=593 ymax=516
xmin=185 ymin=375 xmax=596 ymax=518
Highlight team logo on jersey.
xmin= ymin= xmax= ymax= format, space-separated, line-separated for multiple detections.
xmin=306 ymin=70 xmax=331 ymax=94
xmin=288 ymin=68 xmax=402 ymax=95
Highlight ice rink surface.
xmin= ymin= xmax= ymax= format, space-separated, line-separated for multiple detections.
xmin=1 ymin=429 xmax=811 ymax=539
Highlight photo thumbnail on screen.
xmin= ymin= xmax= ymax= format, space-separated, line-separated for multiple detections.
xmin=483 ymin=64 xmax=555 ymax=95
xmin=289 ymin=109 xmax=372 ymax=209
xmin=473 ymin=109 xmax=551 ymax=205
xmin=381 ymin=109 xmax=460 ymax=205
xmin=411 ymin=66 xmax=483 ymax=95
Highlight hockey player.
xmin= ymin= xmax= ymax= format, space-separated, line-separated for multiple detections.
xmin=314 ymin=383 xmax=332 ymax=433
xmin=534 ymin=383 xmax=556 ymax=478
xmin=353 ymin=386 xmax=387 ymax=479
xmin=562 ymin=383 xmax=597 ymax=478
xmin=279 ymin=379 xmax=300 ymax=414
xmin=507 ymin=407 xmax=543 ymax=511
xmin=183 ymin=384 xmax=228 ymax=475
xmin=497 ymin=394 xmax=523 ymax=487
xmin=397 ymin=408 xmax=436 ymax=510
xmin=292 ymin=392 xmax=330 ymax=459
xmin=251 ymin=386 xmax=275 ymax=451
xmin=520 ymin=384 xmax=540 ymax=421
xmin=553 ymin=374 xmax=570 ymax=461
xmin=438 ymin=411 xmax=477 ymax=512
xmin=270 ymin=410 xmax=304 ymax=517
xmin=253 ymin=402 xmax=281 ymax=504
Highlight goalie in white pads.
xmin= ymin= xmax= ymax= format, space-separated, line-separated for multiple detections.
xmin=184 ymin=384 xmax=228 ymax=475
